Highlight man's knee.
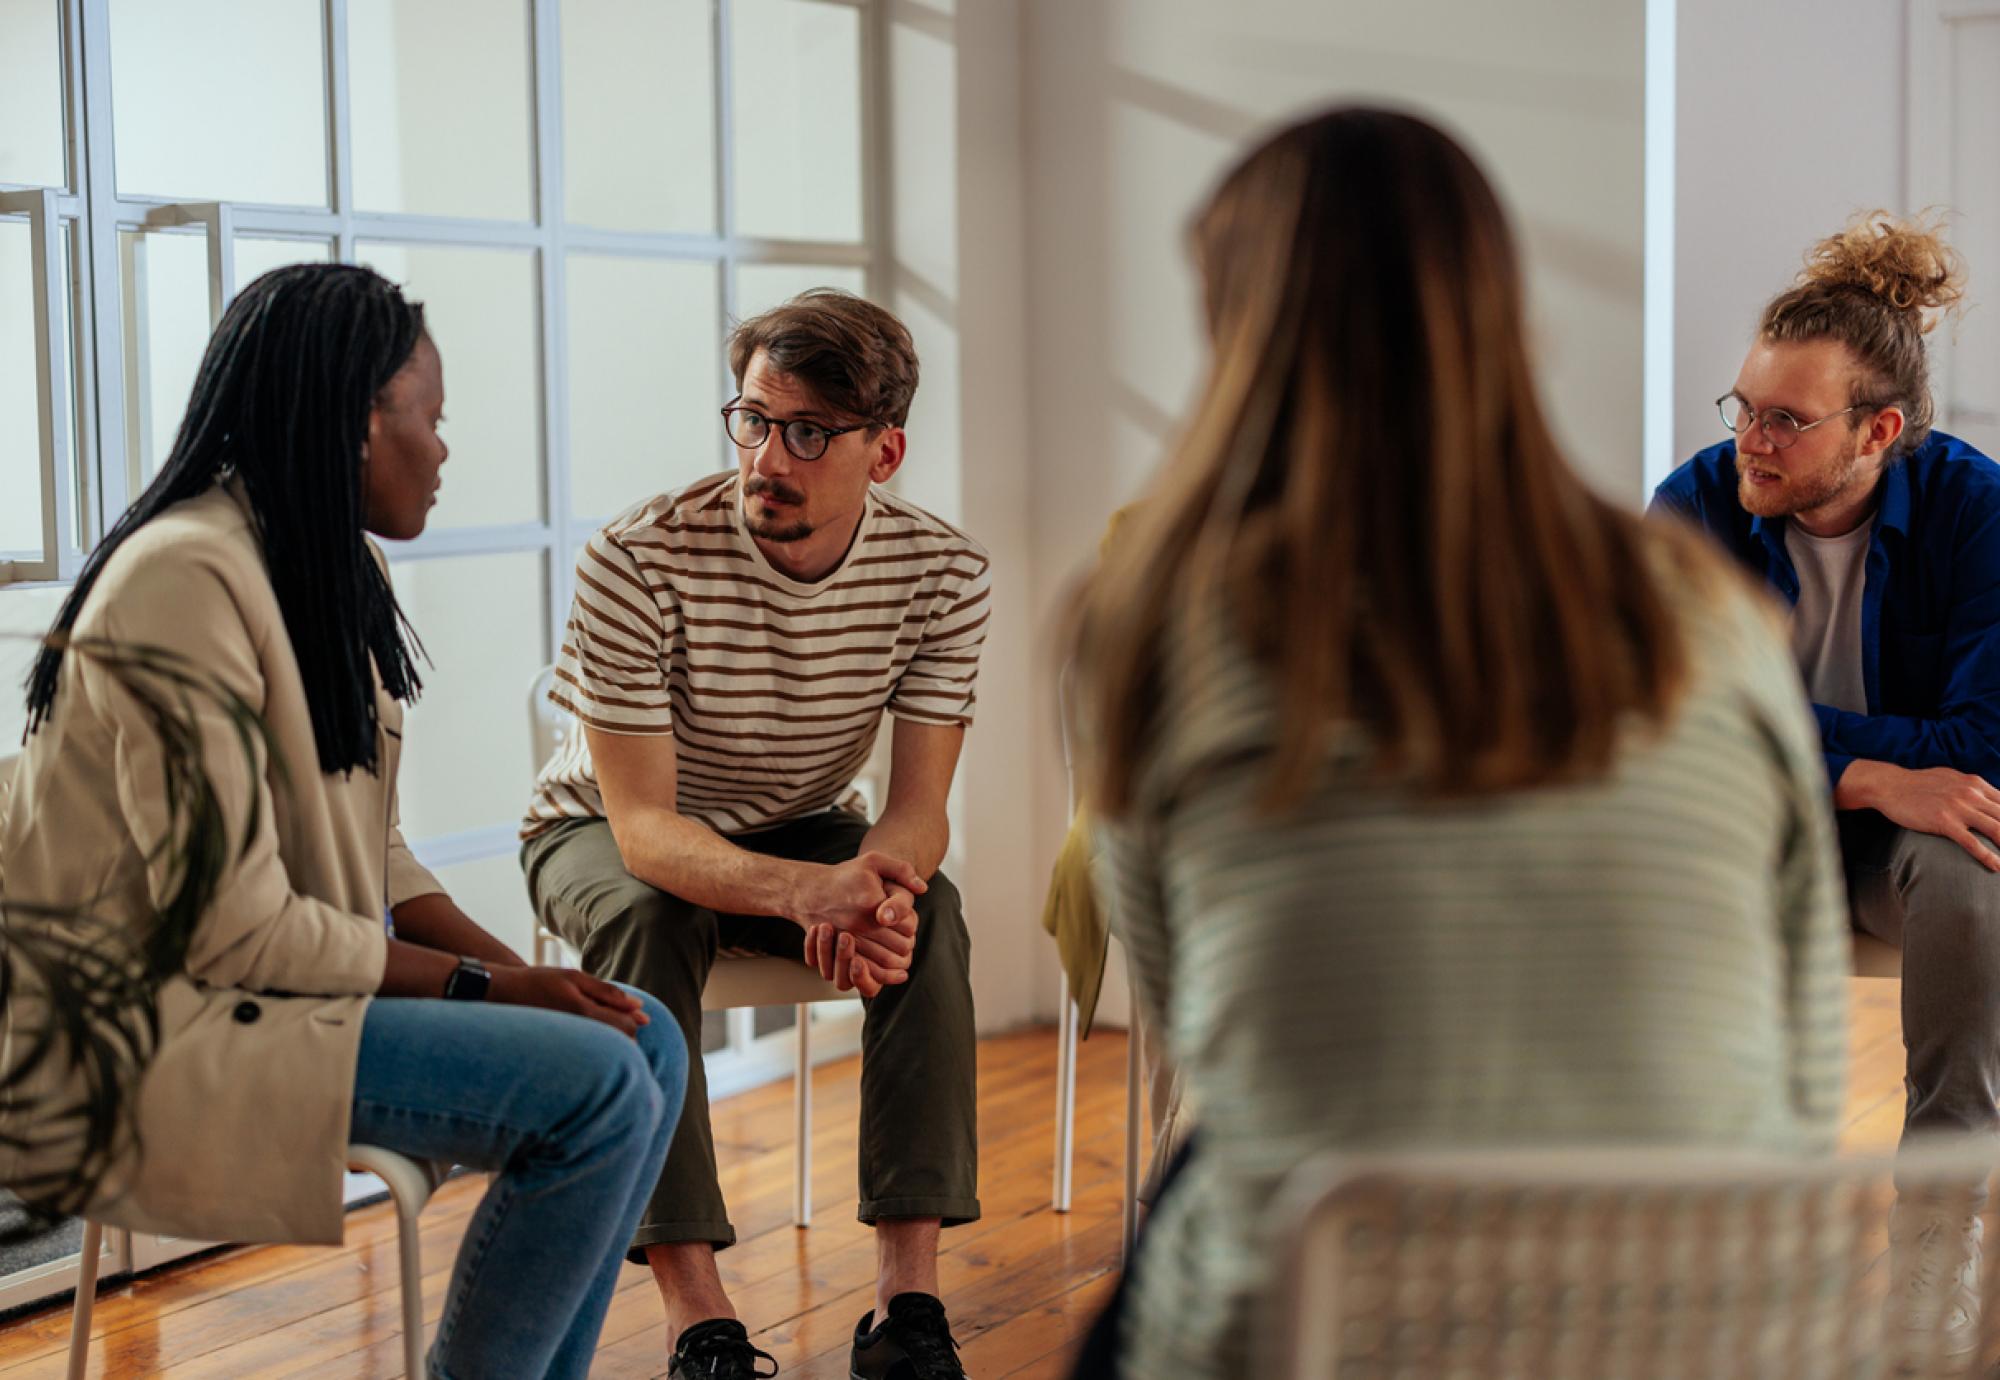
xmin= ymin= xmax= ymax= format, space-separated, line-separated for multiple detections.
xmin=582 ymin=887 xmax=719 ymax=994
xmin=1899 ymin=831 xmax=2000 ymax=931
xmin=911 ymin=870 xmax=970 ymax=973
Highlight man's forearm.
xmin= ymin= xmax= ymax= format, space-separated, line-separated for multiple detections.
xmin=860 ymin=807 xmax=949 ymax=881
xmin=610 ymin=805 xmax=815 ymax=922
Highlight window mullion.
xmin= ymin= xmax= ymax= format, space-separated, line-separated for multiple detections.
xmin=73 ymin=0 xmax=130 ymax=540
xmin=325 ymin=0 xmax=357 ymax=261
xmin=0 ymin=190 xmax=75 ymax=583
xmin=56 ymin=0 xmax=97 ymax=564
xmin=713 ymin=0 xmax=739 ymax=452
xmin=859 ymin=0 xmax=888 ymax=307
xmin=534 ymin=0 xmax=571 ymax=665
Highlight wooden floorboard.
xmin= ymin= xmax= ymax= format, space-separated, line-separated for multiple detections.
xmin=0 ymin=982 xmax=1909 ymax=1378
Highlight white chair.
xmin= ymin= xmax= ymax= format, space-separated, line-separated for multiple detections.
xmin=0 ymin=739 xmax=445 ymax=1380
xmin=1854 ymin=931 xmax=1902 ymax=979
xmin=65 ymin=1150 xmax=441 ymax=1380
xmin=526 ymin=667 xmax=845 ymax=1226
xmin=1050 ymin=662 xmax=1145 ymax=1264
xmin=1263 ymin=1142 xmax=2000 ymax=1379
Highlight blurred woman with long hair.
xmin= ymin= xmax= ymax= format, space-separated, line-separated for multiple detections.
xmin=1072 ymin=108 xmax=1849 ymax=1379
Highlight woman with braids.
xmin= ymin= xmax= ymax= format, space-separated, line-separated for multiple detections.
xmin=1068 ymin=109 xmax=1849 ymax=1379
xmin=1655 ymin=213 xmax=1998 ymax=1362
xmin=0 ymin=263 xmax=686 ymax=1378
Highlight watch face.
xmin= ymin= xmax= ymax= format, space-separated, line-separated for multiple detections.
xmin=447 ymin=958 xmax=491 ymax=1000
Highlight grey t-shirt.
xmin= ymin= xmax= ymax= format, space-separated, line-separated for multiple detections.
xmin=1786 ymin=520 xmax=1871 ymax=715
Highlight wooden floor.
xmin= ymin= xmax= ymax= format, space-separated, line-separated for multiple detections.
xmin=0 ymin=981 xmax=1909 ymax=1378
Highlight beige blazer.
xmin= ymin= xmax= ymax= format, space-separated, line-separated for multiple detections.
xmin=0 ymin=484 xmax=441 ymax=1243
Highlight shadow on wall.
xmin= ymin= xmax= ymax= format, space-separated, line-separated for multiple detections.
xmin=1017 ymin=0 xmax=1649 ymax=1019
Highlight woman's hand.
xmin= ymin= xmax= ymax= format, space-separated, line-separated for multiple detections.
xmin=489 ymin=965 xmax=649 ymax=1038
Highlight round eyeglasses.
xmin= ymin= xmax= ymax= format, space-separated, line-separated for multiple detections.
xmin=1716 ymin=393 xmax=1875 ymax=450
xmin=720 ymin=403 xmax=882 ymax=462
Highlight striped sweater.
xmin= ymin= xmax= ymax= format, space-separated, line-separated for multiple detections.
xmin=523 ymin=472 xmax=990 ymax=837
xmin=1096 ymin=562 xmax=1850 ymax=1380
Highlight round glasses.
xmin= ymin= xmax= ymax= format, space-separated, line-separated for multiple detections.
xmin=1716 ymin=393 xmax=1873 ymax=450
xmin=720 ymin=403 xmax=881 ymax=462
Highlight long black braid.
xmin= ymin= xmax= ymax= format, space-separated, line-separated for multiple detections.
xmin=24 ymin=263 xmax=427 ymax=775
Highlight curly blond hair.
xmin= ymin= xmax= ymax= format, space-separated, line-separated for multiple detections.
xmin=1762 ymin=211 xmax=1967 ymax=456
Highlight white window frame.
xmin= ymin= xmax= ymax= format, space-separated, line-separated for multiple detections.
xmin=1906 ymin=0 xmax=2000 ymax=449
xmin=2 ymin=0 xmax=885 ymax=1082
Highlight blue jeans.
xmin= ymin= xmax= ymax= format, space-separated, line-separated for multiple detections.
xmin=350 ymin=985 xmax=686 ymax=1380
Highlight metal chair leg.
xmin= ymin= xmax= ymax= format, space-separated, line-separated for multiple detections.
xmin=391 ymin=1188 xmax=426 ymax=1379
xmin=348 ymin=1146 xmax=437 ymax=1379
xmin=794 ymin=1002 xmax=813 ymax=1227
xmin=1122 ymin=969 xmax=1143 ymax=1265
xmin=1055 ymin=972 xmax=1078 ymax=1212
xmin=65 ymin=1219 xmax=103 ymax=1380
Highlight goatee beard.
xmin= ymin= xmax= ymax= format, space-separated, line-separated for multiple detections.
xmin=747 ymin=515 xmax=814 ymax=543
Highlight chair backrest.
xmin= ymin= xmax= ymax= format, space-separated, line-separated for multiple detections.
xmin=0 ymin=747 xmax=19 ymax=854
xmin=527 ymin=666 xmax=568 ymax=776
xmin=1264 ymin=1143 xmax=2000 ymax=1379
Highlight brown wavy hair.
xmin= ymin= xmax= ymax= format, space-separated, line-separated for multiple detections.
xmin=1076 ymin=107 xmax=1719 ymax=814
xmin=728 ymin=288 xmax=919 ymax=427
xmin=1761 ymin=211 xmax=1966 ymax=458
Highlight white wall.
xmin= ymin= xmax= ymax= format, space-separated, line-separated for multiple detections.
xmin=1672 ymin=0 xmax=1908 ymax=466
xmin=886 ymin=0 xmax=1040 ymax=1033
xmin=1013 ymin=0 xmax=1648 ymax=1026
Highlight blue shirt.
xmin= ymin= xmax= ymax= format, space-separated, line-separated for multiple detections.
xmin=1651 ymin=431 xmax=2000 ymax=791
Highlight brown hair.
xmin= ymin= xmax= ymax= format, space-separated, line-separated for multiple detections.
xmin=728 ymin=288 xmax=920 ymax=427
xmin=1761 ymin=211 xmax=1966 ymax=458
xmin=1076 ymin=107 xmax=1720 ymax=815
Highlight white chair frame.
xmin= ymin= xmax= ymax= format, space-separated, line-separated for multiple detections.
xmin=1263 ymin=1142 xmax=2000 ymax=1379
xmin=64 ymin=1147 xmax=442 ymax=1380
xmin=527 ymin=667 xmax=845 ymax=1227
xmin=0 ymin=748 xmax=444 ymax=1377
xmin=1853 ymin=930 xmax=1901 ymax=979
xmin=1049 ymin=663 xmax=1144 ymax=1264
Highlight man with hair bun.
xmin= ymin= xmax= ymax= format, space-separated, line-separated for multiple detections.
xmin=1654 ymin=213 xmax=1999 ymax=1360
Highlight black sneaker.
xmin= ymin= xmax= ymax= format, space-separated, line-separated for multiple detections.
xmin=849 ymin=1292 xmax=968 ymax=1379
xmin=669 ymin=1318 xmax=779 ymax=1379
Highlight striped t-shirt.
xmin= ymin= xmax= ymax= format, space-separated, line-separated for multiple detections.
xmin=521 ymin=471 xmax=991 ymax=838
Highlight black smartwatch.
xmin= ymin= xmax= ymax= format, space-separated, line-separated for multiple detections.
xmin=443 ymin=955 xmax=492 ymax=1002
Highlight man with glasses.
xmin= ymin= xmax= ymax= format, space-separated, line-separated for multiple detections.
xmin=1652 ymin=217 xmax=2000 ymax=1360
xmin=520 ymin=290 xmax=988 ymax=1379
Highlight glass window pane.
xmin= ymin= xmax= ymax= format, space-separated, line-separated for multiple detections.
xmin=232 ymin=235 xmax=332 ymax=298
xmin=120 ymin=228 xmax=213 ymax=486
xmin=390 ymin=552 xmax=545 ymax=839
xmin=349 ymin=0 xmax=534 ymax=221
xmin=361 ymin=243 xmax=542 ymax=529
xmin=0 ymin=237 xmax=41 ymax=541
xmin=110 ymin=0 xmax=327 ymax=205
xmin=730 ymin=0 xmax=864 ymax=243
xmin=563 ymin=0 xmax=715 ymax=233
xmin=0 ymin=218 xmax=75 ymax=557
xmin=752 ymin=1005 xmax=797 ymax=1037
xmin=566 ymin=255 xmax=721 ymax=519
xmin=735 ymin=263 xmax=866 ymax=319
xmin=0 ymin=0 xmax=67 ymax=188
xmin=0 ymin=585 xmax=69 ymax=746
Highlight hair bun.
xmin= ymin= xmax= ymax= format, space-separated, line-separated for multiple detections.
xmin=1800 ymin=211 xmax=1967 ymax=331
